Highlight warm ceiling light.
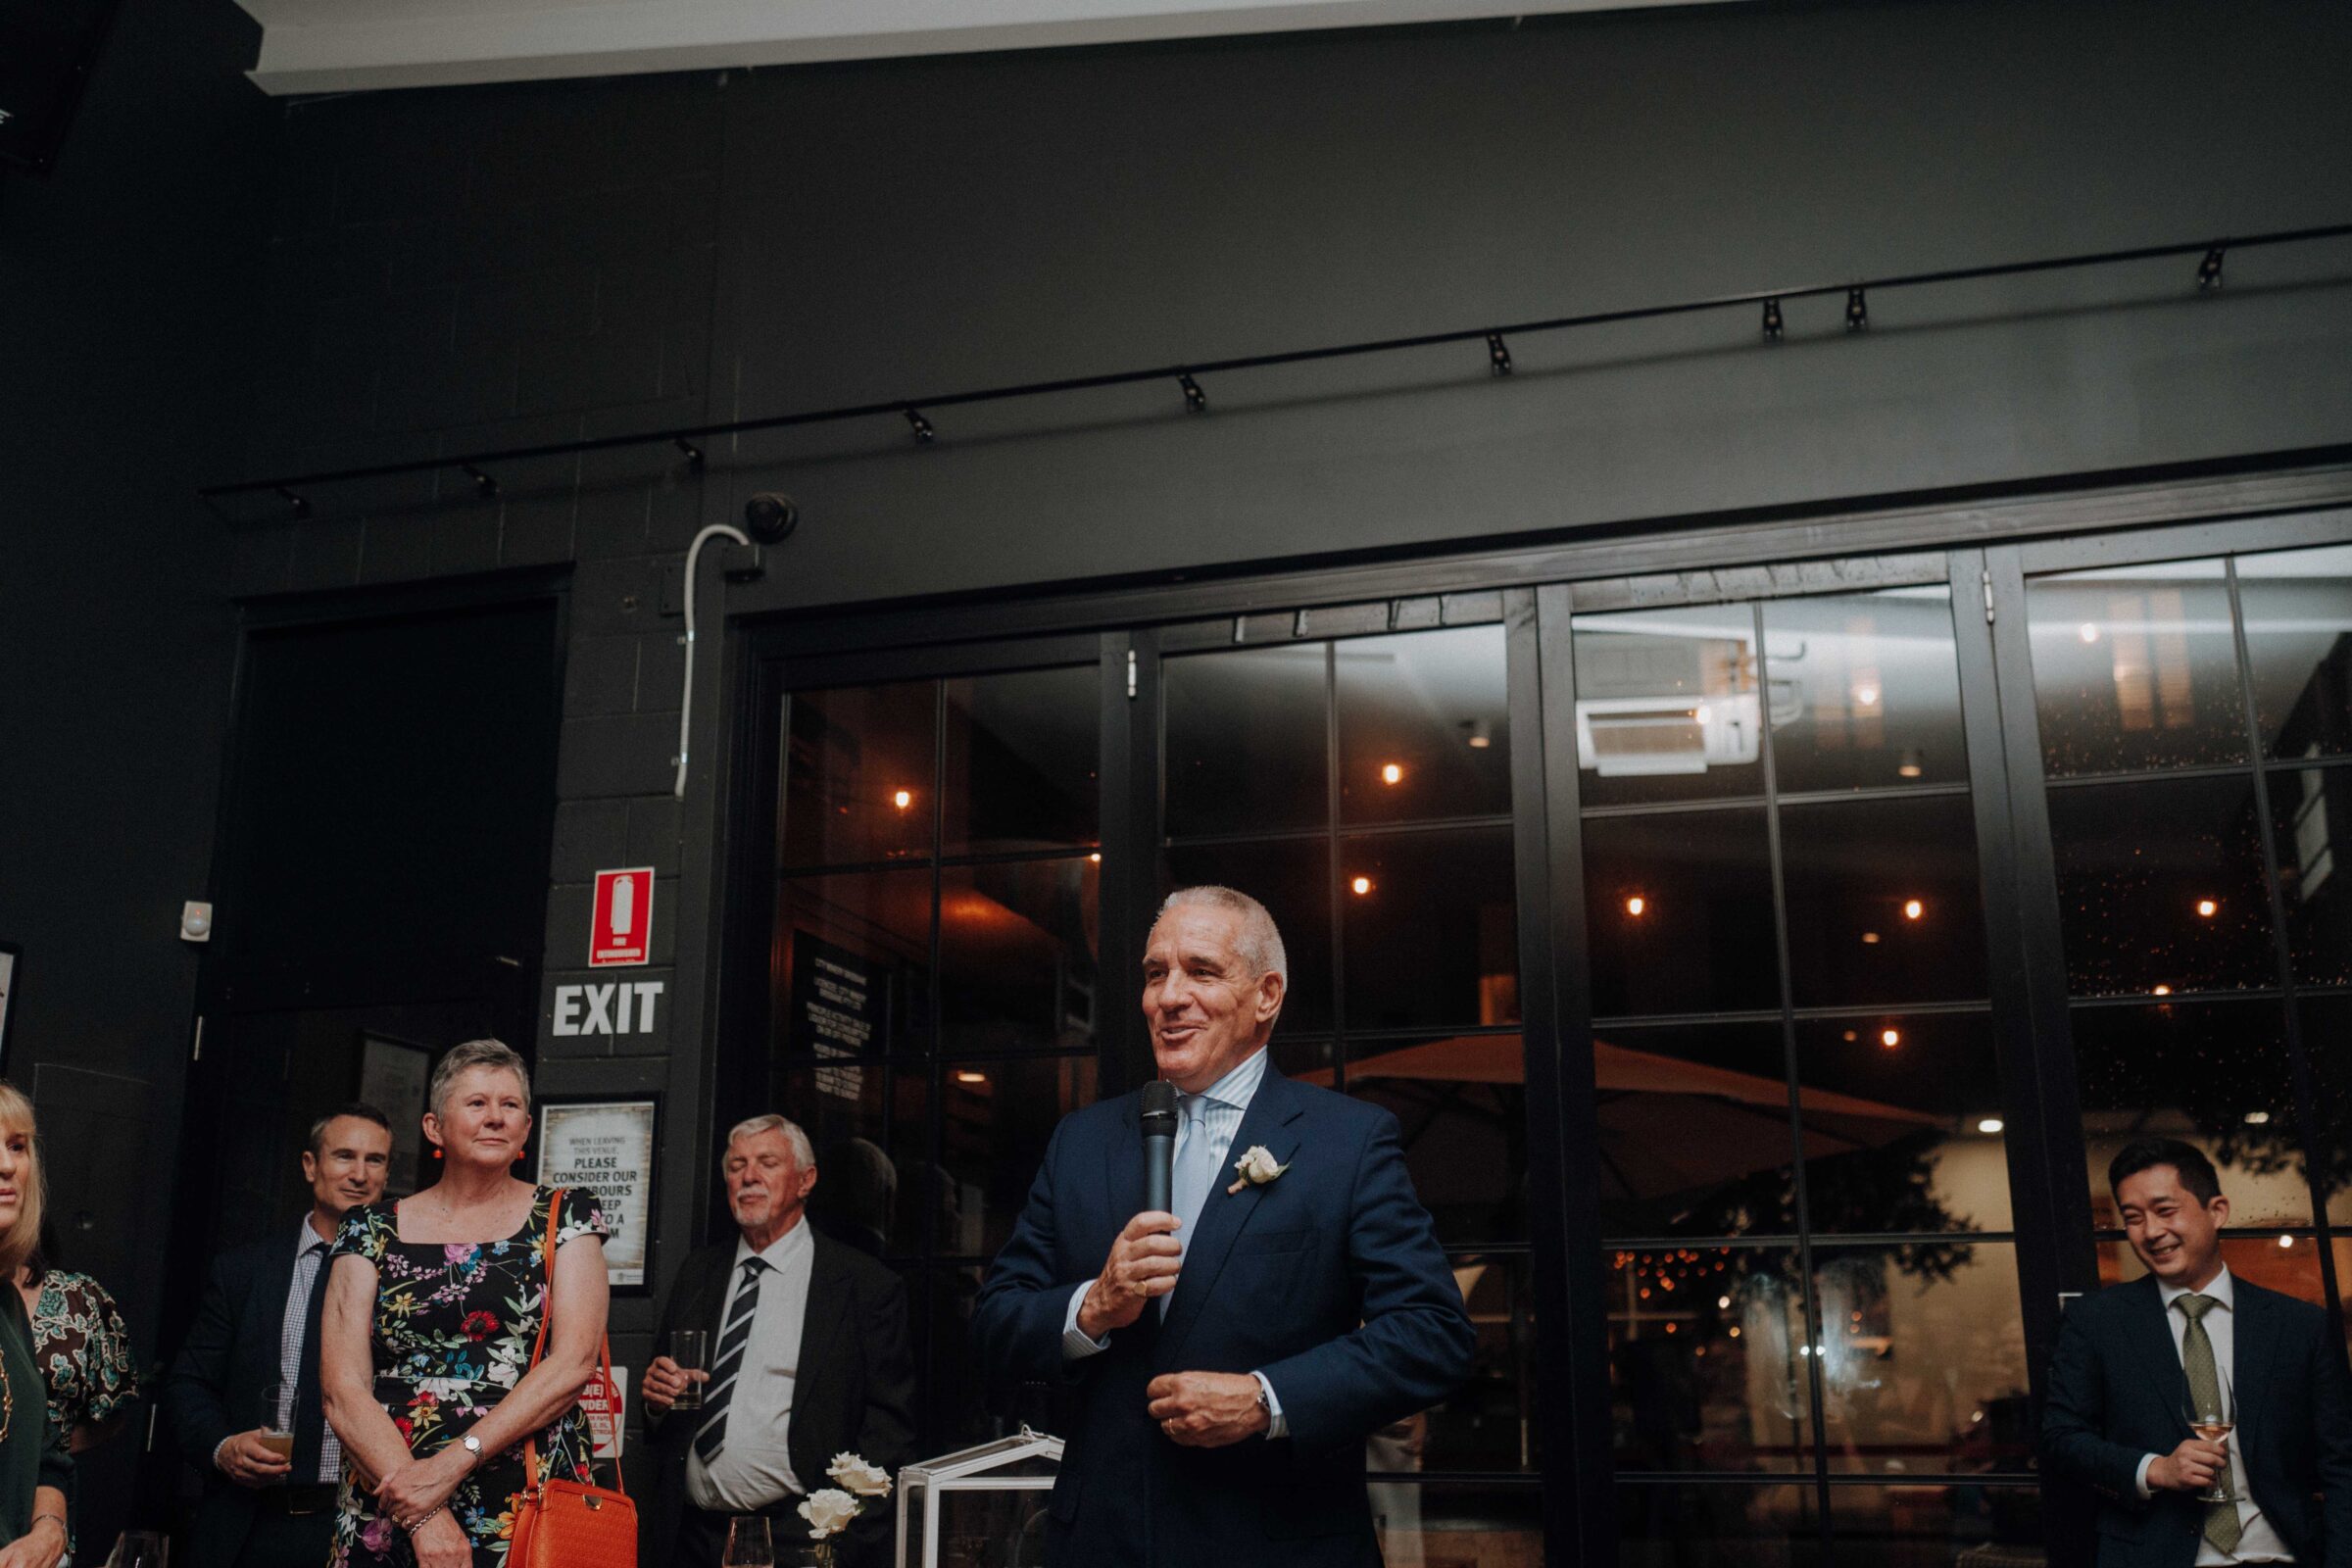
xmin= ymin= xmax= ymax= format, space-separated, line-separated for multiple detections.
xmin=893 ymin=789 xmax=913 ymax=810
xmin=2279 ymin=1235 xmax=2296 ymax=1250
xmin=1717 ymin=1295 xmax=1731 ymax=1309
xmin=1860 ymin=931 xmax=1882 ymax=945
xmin=954 ymin=1070 xmax=988 ymax=1085
xmin=1977 ymin=1117 xmax=2005 ymax=1135
xmin=1381 ymin=762 xmax=1405 ymax=786
xmin=1465 ymin=716 xmax=1494 ymax=750
xmin=1842 ymin=1030 xmax=1858 ymax=1043
xmin=1727 ymin=1326 xmax=1740 ymax=1338
xmin=1088 ymin=852 xmax=1102 ymax=863
xmin=2244 ymin=1109 xmax=2272 ymax=1126
xmin=1881 ymin=1028 xmax=1902 ymax=1049
xmin=2080 ymin=623 xmax=2101 ymax=644
xmin=2195 ymin=899 xmax=2218 ymax=918
xmin=1625 ymin=896 xmax=1647 ymax=917
xmin=1903 ymin=899 xmax=1925 ymax=921
xmin=1853 ymin=684 xmax=1882 ymax=709
xmin=1896 ymin=751 xmax=1925 ymax=779
xmin=1350 ymin=875 xmax=1374 ymax=896
xmin=2152 ymin=984 xmax=2173 ymax=997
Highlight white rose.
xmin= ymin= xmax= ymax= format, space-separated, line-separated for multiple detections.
xmin=1234 ymin=1146 xmax=1290 ymax=1186
xmin=828 ymin=1452 xmax=894 ymax=1497
xmin=798 ymin=1488 xmax=861 ymax=1540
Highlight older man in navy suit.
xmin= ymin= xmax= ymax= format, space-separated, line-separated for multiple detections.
xmin=2041 ymin=1138 xmax=2352 ymax=1566
xmin=975 ymin=885 xmax=1474 ymax=1567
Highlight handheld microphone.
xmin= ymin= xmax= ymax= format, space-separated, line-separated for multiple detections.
xmin=1140 ymin=1079 xmax=1178 ymax=1214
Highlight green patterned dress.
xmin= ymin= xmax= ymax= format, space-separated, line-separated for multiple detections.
xmin=327 ymin=1186 xmax=612 ymax=1568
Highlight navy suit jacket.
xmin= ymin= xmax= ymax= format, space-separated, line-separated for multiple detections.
xmin=2039 ymin=1273 xmax=2352 ymax=1567
xmin=972 ymin=1064 xmax=1475 ymax=1568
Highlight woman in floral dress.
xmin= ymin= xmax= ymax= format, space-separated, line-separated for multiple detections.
xmin=17 ymin=1225 xmax=139 ymax=1550
xmin=319 ymin=1041 xmax=612 ymax=1568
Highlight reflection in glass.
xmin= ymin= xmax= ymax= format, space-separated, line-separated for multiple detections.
xmin=937 ymin=858 xmax=1100 ymax=1054
xmin=1592 ymin=1022 xmax=1792 ymax=1238
xmin=1583 ymin=807 xmax=1778 ymax=1018
xmin=1341 ymin=828 xmax=1519 ymax=1030
xmin=2239 ymin=544 xmax=2352 ymax=760
xmin=1165 ymin=646 xmax=1327 ymax=836
xmin=2300 ymin=999 xmax=2352 ymax=1225
xmin=1571 ymin=607 xmax=1764 ymax=808
xmin=941 ymin=666 xmax=1099 ymax=856
xmin=1831 ymin=1484 xmax=2043 ymax=1564
xmin=1375 ymin=1254 xmax=1543 ymax=1473
xmin=1808 ymin=1244 xmax=2032 ymax=1476
xmin=1763 ymin=588 xmax=1968 ymax=795
xmin=914 ymin=1267 xmax=994 ymax=1454
xmin=775 ymin=869 xmax=932 ymax=1056
xmin=934 ymin=1054 xmax=1098 ymax=1259
xmin=1338 ymin=626 xmax=1512 ymax=824
xmin=2273 ymin=766 xmax=2352 ymax=986
xmin=1314 ymin=1036 xmax=1528 ymax=1244
xmin=1606 ymin=1247 xmax=1812 ymax=1473
xmin=1617 ymin=1483 xmax=1817 ymax=1567
xmin=778 ymin=1065 xmax=929 ymax=1256
xmin=1780 ymin=795 xmax=1988 ymax=1007
xmin=1794 ymin=1014 xmax=2012 ymax=1235
xmin=1163 ymin=838 xmax=1334 ymax=1033
xmin=2028 ymin=558 xmax=2245 ymax=776
xmin=2096 ymin=1235 xmax=2331 ymax=1308
xmin=1367 ymin=1483 xmax=1544 ymax=1568
xmin=2047 ymin=776 xmax=2277 ymax=996
xmin=781 ymin=682 xmax=936 ymax=866
xmin=2073 ymin=1000 xmax=2310 ymax=1227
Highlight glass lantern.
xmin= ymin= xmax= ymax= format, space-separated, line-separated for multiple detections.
xmin=895 ymin=1427 xmax=1063 ymax=1568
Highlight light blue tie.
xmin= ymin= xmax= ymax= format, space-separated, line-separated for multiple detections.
xmin=1163 ymin=1095 xmax=1216 ymax=1317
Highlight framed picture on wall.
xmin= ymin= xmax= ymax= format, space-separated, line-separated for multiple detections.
xmin=535 ymin=1097 xmax=658 ymax=1292
xmin=356 ymin=1033 xmax=434 ymax=1197
xmin=0 ymin=942 xmax=20 ymax=1075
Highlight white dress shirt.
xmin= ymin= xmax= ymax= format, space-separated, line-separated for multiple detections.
xmin=215 ymin=1215 xmax=342 ymax=1485
xmin=2132 ymin=1267 xmax=2294 ymax=1564
xmin=685 ymin=1216 xmax=816 ymax=1510
xmin=1061 ymin=1046 xmax=1289 ymax=1439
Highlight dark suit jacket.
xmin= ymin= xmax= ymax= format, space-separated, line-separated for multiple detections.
xmin=2040 ymin=1273 xmax=2352 ymax=1567
xmin=160 ymin=1234 xmax=328 ymax=1568
xmin=642 ymin=1227 xmax=916 ymax=1568
xmin=972 ymin=1065 xmax=1476 ymax=1568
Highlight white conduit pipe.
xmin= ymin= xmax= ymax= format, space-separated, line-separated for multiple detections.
xmin=673 ymin=522 xmax=750 ymax=801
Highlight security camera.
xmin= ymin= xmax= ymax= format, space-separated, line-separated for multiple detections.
xmin=743 ymin=492 xmax=799 ymax=544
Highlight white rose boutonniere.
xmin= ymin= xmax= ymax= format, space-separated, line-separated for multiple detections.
xmin=1226 ymin=1145 xmax=1291 ymax=1196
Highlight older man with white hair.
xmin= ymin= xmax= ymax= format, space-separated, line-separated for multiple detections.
xmin=640 ymin=1114 xmax=915 ymax=1568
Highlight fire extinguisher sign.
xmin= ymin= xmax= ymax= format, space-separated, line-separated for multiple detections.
xmin=590 ymin=867 xmax=656 ymax=967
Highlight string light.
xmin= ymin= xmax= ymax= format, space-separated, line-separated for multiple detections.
xmin=1625 ymin=896 xmax=1647 ymax=917
xmin=1381 ymin=762 xmax=1404 ymax=786
xmin=1881 ymin=1028 xmax=1901 ymax=1049
xmin=1351 ymin=876 xmax=1374 ymax=897
xmin=2195 ymin=899 xmax=2218 ymax=918
xmin=1903 ymin=900 xmax=1924 ymax=920
xmin=893 ymin=789 xmax=913 ymax=810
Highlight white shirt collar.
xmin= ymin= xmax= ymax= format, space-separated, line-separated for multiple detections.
xmin=733 ymin=1213 xmax=815 ymax=1272
xmin=298 ymin=1214 xmax=334 ymax=1255
xmin=1188 ymin=1045 xmax=1271 ymax=1114
xmin=2157 ymin=1263 xmax=2234 ymax=1312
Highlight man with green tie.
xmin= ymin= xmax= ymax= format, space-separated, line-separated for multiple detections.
xmin=2042 ymin=1139 xmax=2352 ymax=1566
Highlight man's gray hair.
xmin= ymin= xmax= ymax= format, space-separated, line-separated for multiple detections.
xmin=726 ymin=1112 xmax=815 ymax=1169
xmin=427 ymin=1039 xmax=532 ymax=1120
xmin=1158 ymin=885 xmax=1289 ymax=985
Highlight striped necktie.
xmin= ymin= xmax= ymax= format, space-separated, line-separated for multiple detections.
xmin=692 ymin=1256 xmax=769 ymax=1465
xmin=2176 ymin=1294 xmax=2242 ymax=1554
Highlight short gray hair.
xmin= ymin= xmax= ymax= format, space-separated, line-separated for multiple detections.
xmin=428 ymin=1040 xmax=532 ymax=1120
xmin=1157 ymin=885 xmax=1288 ymax=986
xmin=726 ymin=1113 xmax=814 ymax=1168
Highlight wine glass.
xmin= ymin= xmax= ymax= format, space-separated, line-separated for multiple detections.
xmin=2179 ymin=1364 xmax=2236 ymax=1505
xmin=113 ymin=1532 xmax=170 ymax=1568
xmin=722 ymin=1515 xmax=774 ymax=1568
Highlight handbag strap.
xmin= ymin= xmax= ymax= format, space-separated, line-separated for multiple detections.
xmin=519 ymin=1186 xmax=624 ymax=1499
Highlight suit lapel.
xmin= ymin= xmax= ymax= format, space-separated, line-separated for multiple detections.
xmin=1153 ymin=1068 xmax=1305 ymax=1370
xmin=2230 ymin=1282 xmax=2276 ymax=1441
xmin=794 ymin=1235 xmax=845 ymax=1401
xmin=2126 ymin=1276 xmax=2191 ymax=1438
xmin=1106 ymin=1094 xmax=1147 ymax=1229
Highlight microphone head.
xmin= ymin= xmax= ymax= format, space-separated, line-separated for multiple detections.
xmin=1140 ymin=1078 xmax=1179 ymax=1131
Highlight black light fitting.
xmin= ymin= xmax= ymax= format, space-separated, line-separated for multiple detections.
xmin=1761 ymin=297 xmax=1785 ymax=341
xmin=1844 ymin=287 xmax=1869 ymax=332
xmin=2197 ymin=246 xmax=2226 ymax=292
xmin=275 ymin=485 xmax=311 ymax=518
xmin=1487 ymin=332 xmax=1513 ymax=376
xmin=462 ymin=464 xmax=499 ymax=499
xmin=674 ymin=437 xmax=705 ymax=466
xmin=1179 ymin=371 xmax=1207 ymax=414
xmin=905 ymin=407 xmax=936 ymax=444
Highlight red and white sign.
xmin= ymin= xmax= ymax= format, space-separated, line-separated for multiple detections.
xmin=590 ymin=867 xmax=656 ymax=967
xmin=581 ymin=1365 xmax=626 ymax=1459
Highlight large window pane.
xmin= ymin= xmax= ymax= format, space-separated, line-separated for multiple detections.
xmin=1762 ymin=589 xmax=1968 ymax=795
xmin=2094 ymin=1234 xmax=2330 ymax=1305
xmin=934 ymin=1054 xmax=1098 ymax=1258
xmin=1163 ymin=837 xmax=1334 ymax=1033
xmin=1338 ymin=625 xmax=1512 ymax=824
xmin=779 ymin=1064 xmax=930 ymax=1257
xmin=940 ymin=666 xmax=1099 ymax=856
xmin=937 ymin=858 xmax=1100 ymax=1054
xmin=1164 ymin=646 xmax=1327 ymax=836
xmin=1780 ymin=795 xmax=1988 ymax=1008
xmin=1331 ymin=1034 xmax=1528 ymax=1244
xmin=2073 ymin=1000 xmax=2310 ymax=1227
xmin=1617 ymin=1483 xmax=1819 ymax=1567
xmin=1371 ymin=1482 xmax=1544 ymax=1568
xmin=1607 ymin=1247 xmax=1813 ymax=1473
xmin=1408 ymin=1253 xmax=1541 ymax=1473
xmin=781 ymin=681 xmax=935 ymax=867
xmin=2300 ymin=998 xmax=2352 ymax=1225
xmin=1794 ymin=1014 xmax=2012 ymax=1235
xmin=2027 ymin=558 xmax=2245 ymax=777
xmin=1808 ymin=1243 xmax=2032 ymax=1476
xmin=2047 ymin=775 xmax=2277 ymax=996
xmin=2272 ymin=765 xmax=2352 ymax=986
xmin=1594 ymin=1022 xmax=1793 ymax=1239
xmin=1573 ymin=607 xmax=1764 ymax=808
xmin=1584 ymin=807 xmax=1778 ymax=1018
xmin=1830 ymin=1485 xmax=2043 ymax=1566
xmin=775 ymin=869 xmax=933 ymax=1056
xmin=1341 ymin=827 xmax=1519 ymax=1030
xmin=2239 ymin=543 xmax=2352 ymax=761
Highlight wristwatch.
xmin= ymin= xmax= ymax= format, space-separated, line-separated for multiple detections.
xmin=460 ymin=1434 xmax=484 ymax=1464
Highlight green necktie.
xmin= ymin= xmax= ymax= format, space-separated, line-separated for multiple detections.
xmin=2177 ymin=1293 xmax=2242 ymax=1554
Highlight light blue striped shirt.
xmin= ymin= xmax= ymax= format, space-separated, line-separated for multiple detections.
xmin=1061 ymin=1046 xmax=1288 ymax=1437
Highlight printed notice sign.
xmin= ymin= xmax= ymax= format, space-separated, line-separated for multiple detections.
xmin=581 ymin=1365 xmax=627 ymax=1458
xmin=537 ymin=1100 xmax=656 ymax=1287
xmin=789 ymin=932 xmax=883 ymax=1101
xmin=590 ymin=867 xmax=655 ymax=967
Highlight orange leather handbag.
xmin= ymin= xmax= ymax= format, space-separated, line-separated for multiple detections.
xmin=507 ymin=1188 xmax=637 ymax=1568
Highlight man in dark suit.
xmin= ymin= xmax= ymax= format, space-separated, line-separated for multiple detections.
xmin=640 ymin=1115 xmax=916 ymax=1568
xmin=162 ymin=1103 xmax=392 ymax=1568
xmin=974 ymin=885 xmax=1475 ymax=1567
xmin=2042 ymin=1137 xmax=2352 ymax=1566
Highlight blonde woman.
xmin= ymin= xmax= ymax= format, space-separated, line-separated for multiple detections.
xmin=0 ymin=1082 xmax=72 ymax=1568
